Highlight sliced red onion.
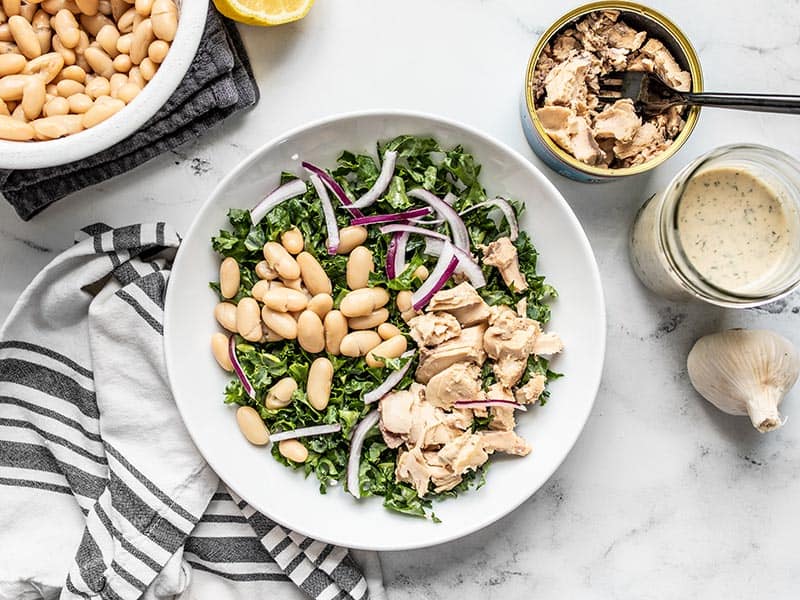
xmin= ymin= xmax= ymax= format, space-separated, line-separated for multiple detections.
xmin=407 ymin=188 xmax=470 ymax=251
xmin=269 ymin=423 xmax=342 ymax=442
xmin=302 ymin=161 xmax=364 ymax=218
xmin=350 ymin=207 xmax=431 ymax=226
xmin=424 ymin=237 xmax=444 ymax=255
xmin=348 ymin=150 xmax=398 ymax=209
xmin=380 ymin=223 xmax=448 ymax=281
xmin=454 ymin=399 xmax=528 ymax=412
xmin=459 ymin=197 xmax=519 ymax=241
xmin=228 ymin=335 xmax=255 ymax=399
xmin=386 ymin=232 xmax=398 ymax=278
xmin=412 ymin=241 xmax=459 ymax=311
xmin=379 ymin=223 xmax=450 ymax=242
xmin=250 ymin=179 xmax=307 ymax=226
xmin=347 ymin=410 xmax=380 ymax=499
xmin=423 ymin=238 xmax=486 ymax=289
xmin=393 ymin=232 xmax=409 ymax=279
xmin=308 ymin=172 xmax=340 ymax=254
xmin=386 ymin=231 xmax=409 ymax=279
xmin=410 ymin=214 xmax=444 ymax=226
xmin=410 ymin=190 xmax=453 ymax=226
xmin=363 ymin=351 xmax=415 ymax=405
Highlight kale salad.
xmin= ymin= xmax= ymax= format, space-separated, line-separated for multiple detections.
xmin=210 ymin=135 xmax=562 ymax=519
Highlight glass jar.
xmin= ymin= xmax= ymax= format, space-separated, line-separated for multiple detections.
xmin=630 ymin=144 xmax=800 ymax=307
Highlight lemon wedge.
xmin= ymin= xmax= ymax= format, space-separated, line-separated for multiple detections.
xmin=213 ymin=0 xmax=314 ymax=26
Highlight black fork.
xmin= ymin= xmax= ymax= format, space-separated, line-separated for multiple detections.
xmin=598 ymin=71 xmax=800 ymax=116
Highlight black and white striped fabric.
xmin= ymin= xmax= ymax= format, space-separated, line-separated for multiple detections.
xmin=0 ymin=223 xmax=382 ymax=600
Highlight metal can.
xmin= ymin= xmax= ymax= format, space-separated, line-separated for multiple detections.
xmin=520 ymin=1 xmax=704 ymax=183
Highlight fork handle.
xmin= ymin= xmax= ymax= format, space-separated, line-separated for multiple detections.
xmin=682 ymin=92 xmax=800 ymax=114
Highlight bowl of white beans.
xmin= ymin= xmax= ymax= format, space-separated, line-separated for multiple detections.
xmin=0 ymin=0 xmax=208 ymax=169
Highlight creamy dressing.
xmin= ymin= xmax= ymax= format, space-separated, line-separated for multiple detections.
xmin=676 ymin=168 xmax=794 ymax=294
xmin=630 ymin=145 xmax=800 ymax=306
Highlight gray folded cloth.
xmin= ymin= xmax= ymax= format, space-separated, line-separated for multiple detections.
xmin=0 ymin=6 xmax=258 ymax=222
xmin=0 ymin=222 xmax=383 ymax=600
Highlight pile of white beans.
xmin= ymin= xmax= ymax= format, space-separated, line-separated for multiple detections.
xmin=0 ymin=0 xmax=178 ymax=141
xmin=212 ymin=225 xmax=426 ymax=461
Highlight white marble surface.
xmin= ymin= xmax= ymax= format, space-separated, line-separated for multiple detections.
xmin=2 ymin=1 xmax=799 ymax=598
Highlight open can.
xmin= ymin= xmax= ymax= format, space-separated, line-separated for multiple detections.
xmin=520 ymin=1 xmax=704 ymax=183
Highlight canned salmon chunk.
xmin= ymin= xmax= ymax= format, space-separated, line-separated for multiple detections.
xmin=520 ymin=2 xmax=703 ymax=182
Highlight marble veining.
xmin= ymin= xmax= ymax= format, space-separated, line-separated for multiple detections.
xmin=1 ymin=1 xmax=799 ymax=598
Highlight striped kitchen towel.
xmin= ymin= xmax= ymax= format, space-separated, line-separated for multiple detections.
xmin=0 ymin=223 xmax=384 ymax=600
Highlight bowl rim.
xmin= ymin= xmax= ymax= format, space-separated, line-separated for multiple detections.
xmin=0 ymin=0 xmax=209 ymax=170
xmin=164 ymin=108 xmax=607 ymax=550
xmin=523 ymin=0 xmax=704 ymax=178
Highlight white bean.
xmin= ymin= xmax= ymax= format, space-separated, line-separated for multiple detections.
xmin=236 ymin=406 xmax=269 ymax=445
xmin=307 ymin=357 xmax=333 ymax=411
xmin=278 ymin=439 xmax=308 ymax=463
xmin=265 ymin=377 xmax=297 ymax=410
xmin=219 ymin=257 xmax=240 ymax=299
xmin=211 ymin=332 xmax=232 ymax=372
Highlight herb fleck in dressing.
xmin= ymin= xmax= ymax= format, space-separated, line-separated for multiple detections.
xmin=676 ymin=168 xmax=794 ymax=293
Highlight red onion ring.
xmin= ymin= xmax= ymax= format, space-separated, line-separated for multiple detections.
xmin=347 ymin=410 xmax=380 ymax=499
xmin=459 ymin=197 xmax=519 ymax=241
xmin=269 ymin=423 xmax=342 ymax=442
xmin=412 ymin=192 xmax=456 ymax=226
xmin=301 ymin=161 xmax=364 ymax=218
xmin=363 ymin=351 xmax=415 ymax=405
xmin=350 ymin=207 xmax=432 ymax=226
xmin=423 ymin=238 xmax=486 ymax=289
xmin=407 ymin=188 xmax=470 ymax=251
xmin=412 ymin=241 xmax=459 ymax=311
xmin=308 ymin=172 xmax=340 ymax=254
xmin=228 ymin=335 xmax=255 ymax=399
xmin=379 ymin=223 xmax=450 ymax=242
xmin=454 ymin=399 xmax=527 ymax=411
xmin=386 ymin=231 xmax=409 ymax=279
xmin=348 ymin=150 xmax=398 ymax=209
xmin=250 ymin=179 xmax=307 ymax=226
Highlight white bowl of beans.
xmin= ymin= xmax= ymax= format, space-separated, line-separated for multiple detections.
xmin=0 ymin=0 xmax=208 ymax=169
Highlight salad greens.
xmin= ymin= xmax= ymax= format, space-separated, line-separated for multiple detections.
xmin=211 ymin=134 xmax=559 ymax=518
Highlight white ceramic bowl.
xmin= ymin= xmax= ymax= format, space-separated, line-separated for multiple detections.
xmin=0 ymin=0 xmax=208 ymax=170
xmin=164 ymin=110 xmax=606 ymax=551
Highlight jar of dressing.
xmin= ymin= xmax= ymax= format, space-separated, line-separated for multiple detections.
xmin=630 ymin=144 xmax=800 ymax=307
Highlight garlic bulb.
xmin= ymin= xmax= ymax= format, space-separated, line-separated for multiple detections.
xmin=687 ymin=329 xmax=799 ymax=433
